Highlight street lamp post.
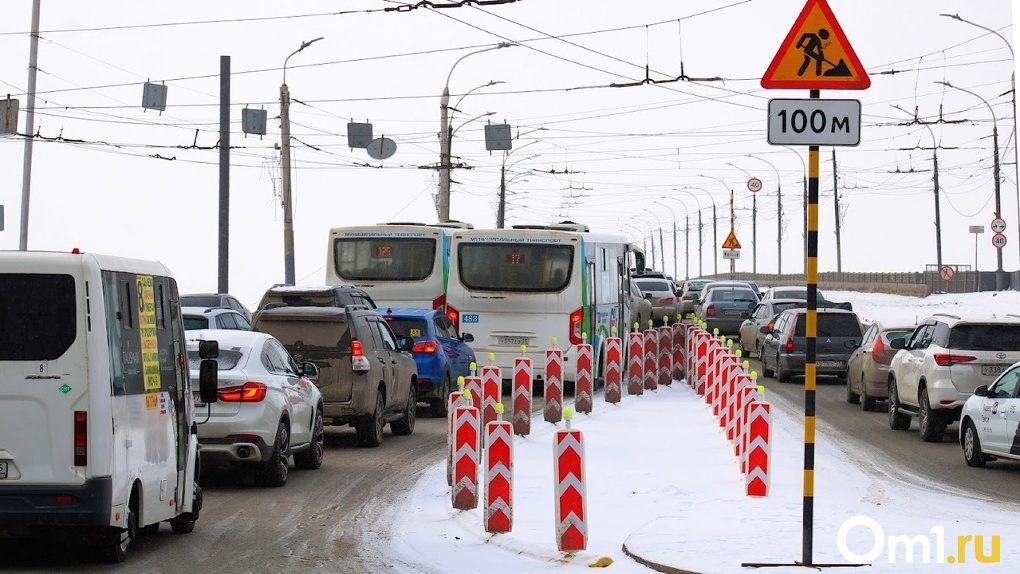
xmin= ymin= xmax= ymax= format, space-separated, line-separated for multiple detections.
xmin=654 ymin=200 xmax=688 ymax=280
xmin=727 ymin=162 xmax=758 ymax=274
xmin=439 ymin=43 xmax=513 ymax=222
xmin=938 ymin=80 xmax=1005 ymax=290
xmin=674 ymin=187 xmax=709 ymax=277
xmin=699 ymin=175 xmax=729 ymax=276
xmin=280 ymin=37 xmax=323 ymax=286
xmin=637 ymin=217 xmax=657 ymax=270
xmin=499 ymin=148 xmax=539 ymax=228
xmin=779 ymin=145 xmax=808 ymax=276
xmin=747 ymin=155 xmax=784 ymax=275
xmin=643 ymin=209 xmax=666 ymax=273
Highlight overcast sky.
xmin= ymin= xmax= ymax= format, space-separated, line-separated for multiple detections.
xmin=0 ymin=1 xmax=1017 ymax=306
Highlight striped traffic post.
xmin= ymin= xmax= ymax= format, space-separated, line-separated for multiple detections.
xmin=657 ymin=318 xmax=672 ymax=386
xmin=463 ymin=366 xmax=482 ymax=413
xmin=554 ymin=408 xmax=587 ymax=551
xmin=686 ymin=324 xmax=699 ymax=388
xmin=695 ymin=330 xmax=710 ymax=395
xmin=672 ymin=317 xmax=685 ymax=381
xmin=744 ymin=401 xmax=772 ymax=497
xmin=485 ymin=403 xmax=513 ymax=533
xmin=628 ymin=325 xmax=644 ymax=396
xmin=481 ymin=362 xmax=502 ymax=431
xmin=735 ymin=372 xmax=759 ymax=458
xmin=604 ymin=329 xmax=623 ymax=404
xmin=447 ymin=379 xmax=465 ymax=486
xmin=643 ymin=320 xmax=657 ymax=391
xmin=452 ymin=389 xmax=480 ymax=510
xmin=719 ymin=355 xmax=744 ymax=431
xmin=545 ymin=339 xmax=564 ymax=424
xmin=574 ymin=335 xmax=593 ymax=414
xmin=512 ymin=348 xmax=533 ymax=436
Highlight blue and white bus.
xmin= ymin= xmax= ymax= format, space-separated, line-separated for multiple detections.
xmin=325 ymin=222 xmax=473 ymax=310
xmin=445 ymin=223 xmax=641 ymax=385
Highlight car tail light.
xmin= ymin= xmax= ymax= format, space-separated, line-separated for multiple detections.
xmin=218 ymin=382 xmax=268 ymax=402
xmin=785 ymin=337 xmax=794 ymax=354
xmin=446 ymin=305 xmax=459 ymax=332
xmin=352 ymin=340 xmax=371 ymax=372
xmin=933 ymin=353 xmax=977 ymax=366
xmin=73 ymin=411 xmax=87 ymax=466
xmin=412 ymin=339 xmax=439 ymax=354
xmin=569 ymin=308 xmax=584 ymax=345
xmin=871 ymin=336 xmax=890 ymax=365
xmin=766 ymin=320 xmax=775 ymax=331
xmin=433 ymin=294 xmax=446 ymax=311
xmin=658 ymin=296 xmax=676 ymax=303
xmin=705 ymin=304 xmax=716 ymax=318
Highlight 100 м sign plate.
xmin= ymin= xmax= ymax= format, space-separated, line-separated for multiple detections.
xmin=768 ymin=99 xmax=861 ymax=146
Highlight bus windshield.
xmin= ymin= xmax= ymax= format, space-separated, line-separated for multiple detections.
xmin=458 ymin=243 xmax=574 ymax=292
xmin=333 ymin=237 xmax=436 ymax=281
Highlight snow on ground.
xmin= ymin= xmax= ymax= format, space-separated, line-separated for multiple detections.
xmin=387 ymin=290 xmax=1020 ymax=573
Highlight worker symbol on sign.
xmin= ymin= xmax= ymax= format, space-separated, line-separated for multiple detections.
xmin=796 ymin=28 xmax=851 ymax=78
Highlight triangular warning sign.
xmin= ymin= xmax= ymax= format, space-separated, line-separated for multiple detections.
xmin=722 ymin=231 xmax=741 ymax=250
xmin=761 ymin=0 xmax=870 ymax=90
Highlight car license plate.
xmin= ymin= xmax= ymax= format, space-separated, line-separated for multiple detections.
xmin=724 ymin=309 xmax=742 ymax=316
xmin=498 ymin=336 xmax=530 ymax=347
xmin=0 ymin=461 xmax=7 ymax=479
xmin=818 ymin=361 xmax=843 ymax=369
xmin=981 ymin=364 xmax=1007 ymax=376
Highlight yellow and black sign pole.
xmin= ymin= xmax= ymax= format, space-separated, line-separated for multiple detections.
xmin=803 ymin=89 xmax=820 ymax=564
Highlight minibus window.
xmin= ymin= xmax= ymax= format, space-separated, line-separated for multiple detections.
xmin=0 ymin=274 xmax=77 ymax=361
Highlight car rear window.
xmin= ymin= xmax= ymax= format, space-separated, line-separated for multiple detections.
xmin=636 ymin=280 xmax=672 ymax=292
xmin=0 ymin=274 xmax=77 ymax=361
xmin=183 ymin=316 xmax=210 ymax=330
xmin=181 ymin=295 xmax=222 ymax=307
xmin=187 ymin=347 xmax=245 ymax=370
xmin=794 ymin=313 xmax=860 ymax=337
xmin=948 ymin=325 xmax=1020 ymax=351
xmin=385 ymin=318 xmax=429 ymax=339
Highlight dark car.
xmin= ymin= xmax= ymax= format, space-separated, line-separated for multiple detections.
xmin=761 ymin=285 xmax=852 ymax=311
xmin=181 ymin=292 xmax=253 ymax=322
xmin=380 ymin=308 xmax=477 ymax=417
xmin=695 ymin=285 xmax=759 ymax=336
xmin=737 ymin=298 xmax=806 ymax=358
xmin=760 ymin=308 xmax=863 ymax=383
xmin=254 ymin=284 xmax=377 ymax=321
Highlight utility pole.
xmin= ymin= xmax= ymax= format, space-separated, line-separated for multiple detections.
xmin=728 ymin=188 xmax=736 ymax=279
xmin=18 ymin=0 xmax=41 ymax=250
xmin=697 ymin=211 xmax=704 ymax=277
xmin=218 ymin=56 xmax=230 ymax=294
xmin=712 ymin=203 xmax=718 ymax=276
xmin=832 ymin=149 xmax=843 ymax=276
xmin=497 ymin=162 xmax=506 ymax=228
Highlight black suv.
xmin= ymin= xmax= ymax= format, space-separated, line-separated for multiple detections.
xmin=760 ymin=308 xmax=863 ymax=383
xmin=254 ymin=284 xmax=377 ymax=321
xmin=181 ymin=292 xmax=253 ymax=322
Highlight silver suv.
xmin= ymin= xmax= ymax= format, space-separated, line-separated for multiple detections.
xmin=887 ymin=313 xmax=1020 ymax=442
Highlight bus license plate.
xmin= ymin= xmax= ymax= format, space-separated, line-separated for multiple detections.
xmin=981 ymin=365 xmax=1007 ymax=376
xmin=498 ymin=337 xmax=530 ymax=347
xmin=0 ymin=461 xmax=7 ymax=479
xmin=462 ymin=314 xmax=480 ymax=324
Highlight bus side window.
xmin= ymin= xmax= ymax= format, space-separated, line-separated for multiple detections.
xmin=103 ymin=272 xmax=127 ymax=394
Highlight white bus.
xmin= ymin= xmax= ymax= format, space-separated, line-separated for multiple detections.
xmin=0 ymin=250 xmax=211 ymax=562
xmin=325 ymin=221 xmax=474 ymax=310
xmin=445 ymin=223 xmax=642 ymax=385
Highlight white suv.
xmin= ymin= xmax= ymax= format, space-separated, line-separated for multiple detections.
xmin=887 ymin=313 xmax=1020 ymax=442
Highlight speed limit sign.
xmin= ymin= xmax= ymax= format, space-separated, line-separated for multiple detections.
xmin=747 ymin=177 xmax=762 ymax=193
xmin=992 ymin=233 xmax=1007 ymax=249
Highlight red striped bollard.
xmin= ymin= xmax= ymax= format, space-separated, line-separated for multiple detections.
xmin=643 ymin=321 xmax=657 ymax=391
xmin=735 ymin=373 xmax=759 ymax=458
xmin=628 ymin=326 xmax=644 ymax=396
xmin=512 ymin=349 xmax=533 ymax=436
xmin=452 ymin=389 xmax=480 ymax=510
xmin=485 ymin=403 xmax=513 ymax=533
xmin=672 ymin=319 xmax=685 ymax=381
xmin=719 ymin=354 xmax=743 ymax=430
xmin=744 ymin=401 xmax=772 ymax=497
xmin=685 ymin=324 xmax=699 ymax=388
xmin=604 ymin=330 xmax=623 ymax=403
xmin=727 ymin=368 xmax=751 ymax=442
xmin=704 ymin=339 xmax=721 ymax=405
xmin=696 ymin=330 xmax=710 ymax=395
xmin=545 ymin=339 xmax=564 ymax=424
xmin=657 ymin=319 xmax=672 ymax=386
xmin=481 ymin=362 xmax=502 ymax=431
xmin=463 ymin=367 xmax=482 ymax=413
xmin=712 ymin=342 xmax=736 ymax=418
xmin=447 ymin=380 xmax=465 ymax=486
xmin=554 ymin=408 xmax=587 ymax=551
xmin=574 ymin=336 xmax=593 ymax=413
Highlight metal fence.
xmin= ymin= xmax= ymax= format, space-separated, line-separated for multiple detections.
xmin=699 ymin=266 xmax=1017 ymax=296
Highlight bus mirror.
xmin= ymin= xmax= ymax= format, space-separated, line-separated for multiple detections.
xmin=198 ymin=339 xmax=219 ymax=359
xmin=199 ymin=360 xmax=218 ymax=404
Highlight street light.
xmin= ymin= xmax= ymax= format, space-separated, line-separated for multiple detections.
xmin=499 ymin=147 xmax=540 ymax=228
xmin=643 ymin=208 xmax=666 ymax=273
xmin=941 ymin=13 xmax=1019 ymax=270
xmin=280 ymin=36 xmax=324 ymax=286
xmin=937 ymin=80 xmax=1005 ymax=290
xmin=636 ymin=217 xmax=657 ymax=269
xmin=698 ymin=174 xmax=729 ymax=276
xmin=439 ymin=43 xmax=514 ymax=222
xmin=779 ymin=145 xmax=808 ymax=275
xmin=653 ymin=200 xmax=689 ymax=280
xmin=747 ymin=155 xmax=784 ymax=275
xmin=673 ymin=187 xmax=709 ymax=277
xmin=727 ymin=162 xmax=759 ymax=274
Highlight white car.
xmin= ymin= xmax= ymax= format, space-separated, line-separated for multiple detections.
xmin=187 ymin=330 xmax=324 ymax=487
xmin=182 ymin=305 xmax=252 ymax=331
xmin=959 ymin=360 xmax=1020 ymax=467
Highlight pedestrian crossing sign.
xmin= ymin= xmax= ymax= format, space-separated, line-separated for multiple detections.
xmin=722 ymin=230 xmax=741 ymax=250
xmin=760 ymin=0 xmax=870 ymax=90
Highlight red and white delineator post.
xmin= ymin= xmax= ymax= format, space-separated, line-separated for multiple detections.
xmin=484 ymin=403 xmax=513 ymax=533
xmin=734 ymin=373 xmax=759 ymax=459
xmin=574 ymin=337 xmax=593 ymax=414
xmin=657 ymin=320 xmax=672 ymax=386
xmin=452 ymin=389 xmax=480 ymax=510
xmin=718 ymin=354 xmax=744 ymax=431
xmin=512 ymin=348 xmax=533 ymax=436
xmin=463 ymin=367 xmax=482 ymax=414
xmin=643 ymin=323 xmax=657 ymax=391
xmin=481 ymin=362 xmax=502 ymax=431
xmin=685 ymin=324 xmax=700 ymax=388
xmin=554 ymin=408 xmax=587 ymax=551
xmin=627 ymin=325 xmax=644 ymax=396
xmin=604 ymin=330 xmax=623 ymax=404
xmin=447 ymin=380 xmax=465 ymax=486
xmin=544 ymin=340 xmax=564 ymax=424
xmin=695 ymin=329 xmax=710 ymax=395
xmin=744 ymin=400 xmax=771 ymax=497
xmin=672 ymin=318 xmax=685 ymax=382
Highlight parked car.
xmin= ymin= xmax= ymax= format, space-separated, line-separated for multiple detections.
xmin=254 ymin=284 xmax=377 ymax=322
xmin=187 ymin=329 xmax=324 ymax=487
xmin=958 ymin=360 xmax=1020 ymax=467
xmin=379 ymin=308 xmax=476 ymax=417
xmin=251 ymin=305 xmax=417 ymax=447
xmin=634 ymin=277 xmax=681 ymax=326
xmin=761 ymin=285 xmax=852 ymax=311
xmin=182 ymin=306 xmax=252 ymax=331
xmin=737 ymin=298 xmax=806 ymax=358
xmin=679 ymin=278 xmax=713 ymax=317
xmin=629 ymin=280 xmax=654 ymax=329
xmin=181 ymin=292 xmax=253 ymax=322
xmin=844 ymin=321 xmax=914 ymax=411
xmin=887 ymin=313 xmax=1020 ymax=442
xmin=695 ymin=285 xmax=759 ymax=336
xmin=760 ymin=308 xmax=863 ymax=383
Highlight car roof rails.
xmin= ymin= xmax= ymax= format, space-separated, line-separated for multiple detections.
xmin=931 ymin=312 xmax=962 ymax=320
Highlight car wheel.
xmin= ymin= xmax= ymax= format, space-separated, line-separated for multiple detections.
xmin=357 ymin=390 xmax=385 ymax=448
xmin=776 ymin=355 xmax=792 ymax=383
xmin=430 ymin=374 xmax=451 ymax=418
xmin=294 ymin=408 xmax=324 ymax=470
xmin=887 ymin=378 xmax=911 ymax=431
xmin=761 ymin=350 xmax=775 ymax=378
xmin=257 ymin=421 xmax=290 ymax=487
xmin=845 ymin=374 xmax=860 ymax=404
xmin=860 ymin=374 xmax=877 ymax=412
xmin=917 ymin=389 xmax=945 ymax=443
xmin=391 ymin=385 xmax=416 ymax=436
xmin=99 ymin=507 xmax=136 ymax=563
xmin=962 ymin=420 xmax=987 ymax=468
